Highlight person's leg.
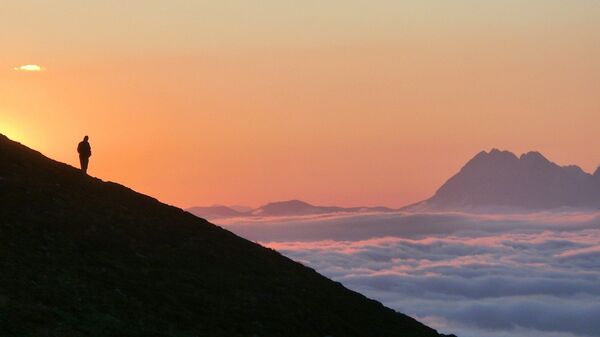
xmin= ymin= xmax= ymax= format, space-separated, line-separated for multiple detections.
xmin=80 ymin=156 xmax=89 ymax=174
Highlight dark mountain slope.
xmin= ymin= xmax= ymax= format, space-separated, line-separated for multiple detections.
xmin=0 ymin=134 xmax=451 ymax=337
xmin=412 ymin=149 xmax=600 ymax=211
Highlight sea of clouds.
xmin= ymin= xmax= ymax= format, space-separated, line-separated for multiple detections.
xmin=217 ymin=211 xmax=600 ymax=337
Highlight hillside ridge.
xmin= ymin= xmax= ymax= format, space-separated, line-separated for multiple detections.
xmin=0 ymin=134 xmax=452 ymax=337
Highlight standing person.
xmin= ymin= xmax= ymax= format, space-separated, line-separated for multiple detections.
xmin=77 ymin=135 xmax=92 ymax=174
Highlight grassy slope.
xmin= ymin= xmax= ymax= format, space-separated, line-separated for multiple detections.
xmin=0 ymin=135 xmax=451 ymax=337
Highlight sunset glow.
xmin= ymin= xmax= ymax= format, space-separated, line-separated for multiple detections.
xmin=0 ymin=119 xmax=27 ymax=144
xmin=2 ymin=1 xmax=599 ymax=209
xmin=3 ymin=2 xmax=600 ymax=337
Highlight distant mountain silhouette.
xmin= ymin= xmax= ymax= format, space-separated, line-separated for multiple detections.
xmin=0 ymin=134 xmax=453 ymax=337
xmin=187 ymin=205 xmax=246 ymax=219
xmin=409 ymin=149 xmax=600 ymax=211
xmin=188 ymin=199 xmax=396 ymax=219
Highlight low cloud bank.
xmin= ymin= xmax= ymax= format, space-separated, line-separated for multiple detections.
xmin=220 ymin=210 xmax=600 ymax=242
xmin=217 ymin=211 xmax=600 ymax=337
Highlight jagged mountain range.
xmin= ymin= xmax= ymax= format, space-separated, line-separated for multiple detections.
xmin=410 ymin=149 xmax=600 ymax=211
xmin=192 ymin=149 xmax=600 ymax=217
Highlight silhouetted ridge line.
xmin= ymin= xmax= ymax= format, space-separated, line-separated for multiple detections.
xmin=188 ymin=199 xmax=397 ymax=219
xmin=407 ymin=149 xmax=600 ymax=211
xmin=187 ymin=205 xmax=247 ymax=219
xmin=0 ymin=133 xmax=453 ymax=337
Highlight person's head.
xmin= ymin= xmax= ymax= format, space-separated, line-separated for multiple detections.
xmin=83 ymin=135 xmax=89 ymax=142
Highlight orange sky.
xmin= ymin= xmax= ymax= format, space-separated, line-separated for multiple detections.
xmin=1 ymin=1 xmax=599 ymax=208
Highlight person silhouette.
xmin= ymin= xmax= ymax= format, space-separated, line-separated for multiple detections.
xmin=77 ymin=135 xmax=92 ymax=174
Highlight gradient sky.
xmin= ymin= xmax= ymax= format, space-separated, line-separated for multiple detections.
xmin=1 ymin=1 xmax=599 ymax=208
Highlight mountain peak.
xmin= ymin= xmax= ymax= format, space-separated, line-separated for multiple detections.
xmin=263 ymin=199 xmax=312 ymax=208
xmin=462 ymin=149 xmax=518 ymax=172
xmin=478 ymin=148 xmax=519 ymax=160
xmin=468 ymin=150 xmax=491 ymax=162
xmin=489 ymin=148 xmax=514 ymax=155
xmin=426 ymin=148 xmax=600 ymax=210
xmin=186 ymin=205 xmax=245 ymax=219
xmin=253 ymin=199 xmax=316 ymax=216
xmin=520 ymin=151 xmax=551 ymax=165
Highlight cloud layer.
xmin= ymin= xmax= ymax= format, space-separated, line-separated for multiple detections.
xmin=218 ymin=211 xmax=600 ymax=337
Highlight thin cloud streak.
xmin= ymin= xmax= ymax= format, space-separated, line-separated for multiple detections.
xmin=14 ymin=64 xmax=44 ymax=72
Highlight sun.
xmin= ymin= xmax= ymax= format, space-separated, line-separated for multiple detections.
xmin=0 ymin=121 xmax=26 ymax=143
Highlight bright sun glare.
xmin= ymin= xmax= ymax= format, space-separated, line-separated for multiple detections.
xmin=0 ymin=126 xmax=22 ymax=141
xmin=14 ymin=64 xmax=44 ymax=72
xmin=0 ymin=121 xmax=26 ymax=143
